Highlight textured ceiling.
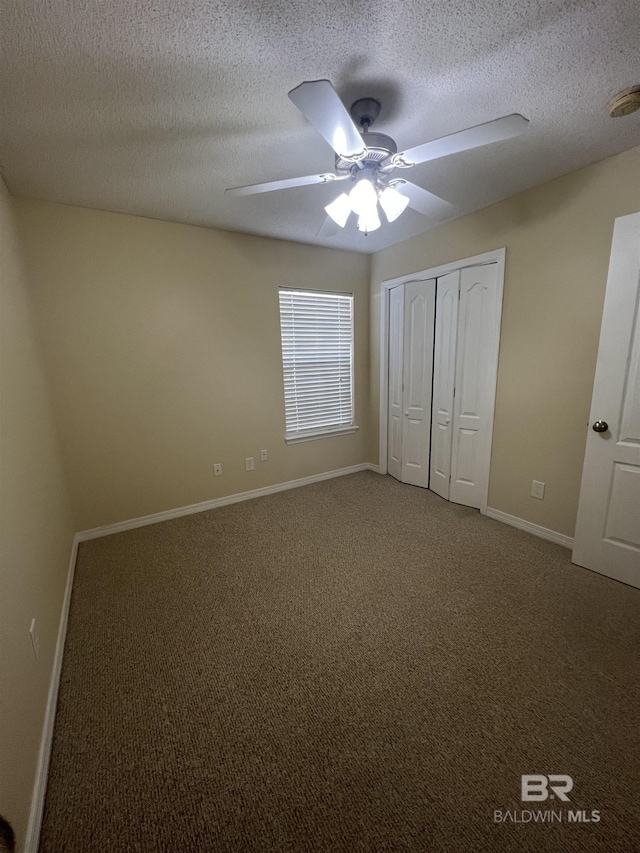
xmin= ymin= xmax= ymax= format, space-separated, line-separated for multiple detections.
xmin=1 ymin=0 xmax=639 ymax=254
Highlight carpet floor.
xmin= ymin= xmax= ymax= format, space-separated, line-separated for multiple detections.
xmin=40 ymin=472 xmax=640 ymax=852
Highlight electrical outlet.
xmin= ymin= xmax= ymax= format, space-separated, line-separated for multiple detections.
xmin=260 ymin=449 xmax=268 ymax=462
xmin=531 ymin=480 xmax=545 ymax=500
xmin=30 ymin=618 xmax=40 ymax=660
xmin=245 ymin=457 xmax=255 ymax=471
xmin=213 ymin=463 xmax=222 ymax=476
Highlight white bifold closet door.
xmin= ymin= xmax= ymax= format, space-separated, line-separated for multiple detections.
xmin=387 ymin=279 xmax=436 ymax=487
xmin=429 ymin=271 xmax=460 ymax=499
xmin=430 ymin=263 xmax=500 ymax=508
xmin=387 ymin=284 xmax=405 ymax=481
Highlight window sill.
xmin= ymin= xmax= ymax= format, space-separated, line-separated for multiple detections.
xmin=285 ymin=426 xmax=359 ymax=445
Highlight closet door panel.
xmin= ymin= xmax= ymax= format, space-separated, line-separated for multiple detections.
xmin=387 ymin=285 xmax=404 ymax=481
xmin=450 ymin=264 xmax=499 ymax=508
xmin=430 ymin=271 xmax=460 ymax=499
xmin=401 ymin=279 xmax=436 ymax=487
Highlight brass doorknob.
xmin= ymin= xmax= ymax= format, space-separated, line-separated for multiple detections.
xmin=592 ymin=420 xmax=609 ymax=433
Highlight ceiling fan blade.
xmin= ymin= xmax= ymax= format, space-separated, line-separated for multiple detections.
xmin=388 ymin=114 xmax=530 ymax=168
xmin=225 ymin=172 xmax=348 ymax=198
xmin=393 ymin=181 xmax=455 ymax=221
xmin=316 ymin=216 xmax=340 ymax=238
xmin=288 ymin=80 xmax=366 ymax=160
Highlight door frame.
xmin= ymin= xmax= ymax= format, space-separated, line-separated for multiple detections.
xmin=378 ymin=248 xmax=506 ymax=515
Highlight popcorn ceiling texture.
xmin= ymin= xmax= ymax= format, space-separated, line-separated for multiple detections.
xmin=1 ymin=0 xmax=639 ymax=253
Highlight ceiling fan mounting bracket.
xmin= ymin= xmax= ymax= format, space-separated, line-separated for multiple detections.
xmin=350 ymin=97 xmax=381 ymax=131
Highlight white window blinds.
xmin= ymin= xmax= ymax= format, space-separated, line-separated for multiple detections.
xmin=278 ymin=289 xmax=354 ymax=439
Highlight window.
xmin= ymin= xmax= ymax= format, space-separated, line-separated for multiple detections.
xmin=278 ymin=288 xmax=356 ymax=443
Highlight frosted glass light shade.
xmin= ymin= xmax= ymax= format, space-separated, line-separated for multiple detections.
xmin=356 ymin=208 xmax=381 ymax=233
xmin=325 ymin=193 xmax=352 ymax=227
xmin=349 ymin=178 xmax=378 ymax=217
xmin=379 ymin=186 xmax=410 ymax=222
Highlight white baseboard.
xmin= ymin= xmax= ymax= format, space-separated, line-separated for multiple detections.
xmin=24 ymin=533 xmax=80 ymax=853
xmin=485 ymin=507 xmax=574 ymax=550
xmin=78 ymin=463 xmax=379 ymax=542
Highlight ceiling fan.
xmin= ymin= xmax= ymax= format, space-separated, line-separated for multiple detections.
xmin=225 ymin=80 xmax=529 ymax=236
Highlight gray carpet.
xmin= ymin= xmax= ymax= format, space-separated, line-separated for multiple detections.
xmin=40 ymin=472 xmax=640 ymax=852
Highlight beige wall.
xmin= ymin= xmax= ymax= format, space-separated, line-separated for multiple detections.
xmin=16 ymin=201 xmax=371 ymax=530
xmin=371 ymin=146 xmax=640 ymax=538
xmin=2 ymin=145 xmax=638 ymax=847
xmin=0 ymin=178 xmax=76 ymax=848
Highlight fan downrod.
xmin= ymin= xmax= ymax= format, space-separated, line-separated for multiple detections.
xmin=350 ymin=97 xmax=381 ymax=131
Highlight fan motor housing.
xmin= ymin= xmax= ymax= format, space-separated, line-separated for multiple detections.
xmin=335 ymin=131 xmax=397 ymax=175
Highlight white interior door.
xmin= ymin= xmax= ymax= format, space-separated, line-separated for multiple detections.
xmin=573 ymin=212 xmax=640 ymax=589
xmin=430 ymin=271 xmax=460 ymax=499
xmin=401 ymin=279 xmax=436 ymax=487
xmin=450 ymin=264 xmax=500 ymax=509
xmin=387 ymin=284 xmax=404 ymax=481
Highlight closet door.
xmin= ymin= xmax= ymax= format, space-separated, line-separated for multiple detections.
xmin=430 ymin=271 xmax=460 ymax=499
xmin=401 ymin=279 xmax=436 ymax=487
xmin=450 ymin=264 xmax=500 ymax=508
xmin=387 ymin=285 xmax=404 ymax=481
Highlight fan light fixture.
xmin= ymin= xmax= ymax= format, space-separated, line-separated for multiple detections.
xmin=349 ymin=175 xmax=377 ymax=215
xmin=349 ymin=174 xmax=380 ymax=233
xmin=379 ymin=185 xmax=410 ymax=222
xmin=324 ymin=192 xmax=352 ymax=228
xmin=226 ymin=80 xmax=530 ymax=240
xmin=356 ymin=206 xmax=381 ymax=234
xmin=324 ymin=178 xmax=410 ymax=234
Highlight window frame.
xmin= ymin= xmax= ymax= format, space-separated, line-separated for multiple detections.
xmin=278 ymin=287 xmax=358 ymax=444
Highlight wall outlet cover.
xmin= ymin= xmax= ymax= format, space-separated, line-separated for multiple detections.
xmin=531 ymin=480 xmax=545 ymax=500
xmin=260 ymin=450 xmax=268 ymax=462
xmin=213 ymin=463 xmax=222 ymax=476
xmin=245 ymin=457 xmax=255 ymax=471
